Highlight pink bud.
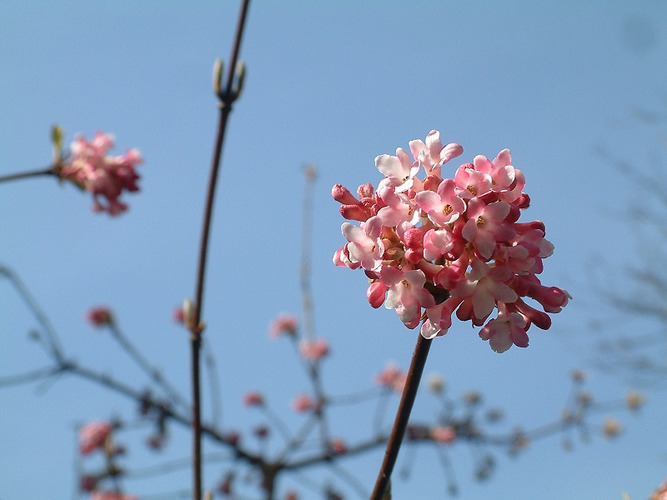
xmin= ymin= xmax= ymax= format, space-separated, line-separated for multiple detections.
xmin=340 ymin=204 xmax=368 ymax=221
xmin=331 ymin=184 xmax=359 ymax=205
xmin=357 ymin=183 xmax=374 ymax=199
xmin=367 ymin=282 xmax=387 ymax=308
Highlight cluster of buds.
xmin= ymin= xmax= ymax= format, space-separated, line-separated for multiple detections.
xmin=58 ymin=131 xmax=142 ymax=216
xmin=333 ymin=130 xmax=570 ymax=352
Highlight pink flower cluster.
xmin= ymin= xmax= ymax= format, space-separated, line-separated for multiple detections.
xmin=60 ymin=132 xmax=142 ymax=216
xmin=333 ymin=130 xmax=570 ymax=352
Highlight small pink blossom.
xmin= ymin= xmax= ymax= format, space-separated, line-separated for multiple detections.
xmin=330 ymin=438 xmax=347 ymax=455
xmin=291 ymin=393 xmax=318 ymax=413
xmin=87 ymin=307 xmax=113 ymax=328
xmin=269 ymin=314 xmax=299 ymax=338
xmin=243 ymin=391 xmax=264 ymax=407
xmin=299 ymin=339 xmax=330 ymax=361
xmin=375 ymin=363 xmax=407 ymax=393
xmin=91 ymin=492 xmax=138 ymax=500
xmin=408 ymin=130 xmax=463 ymax=174
xmin=461 ymin=199 xmax=515 ymax=260
xmin=383 ymin=268 xmax=435 ymax=329
xmin=430 ymin=426 xmax=456 ymax=445
xmin=415 ymin=178 xmax=466 ymax=227
xmin=339 ymin=217 xmax=385 ymax=271
xmin=59 ymin=132 xmax=142 ymax=216
xmin=79 ymin=421 xmax=112 ymax=455
xmin=375 ymin=147 xmax=420 ymax=192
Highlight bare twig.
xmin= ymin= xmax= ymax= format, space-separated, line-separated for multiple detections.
xmin=0 ymin=166 xmax=56 ymax=184
xmin=189 ymin=1 xmax=251 ymax=498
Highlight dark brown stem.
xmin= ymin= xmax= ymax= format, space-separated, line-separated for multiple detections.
xmin=189 ymin=1 xmax=251 ymax=499
xmin=370 ymin=333 xmax=432 ymax=500
xmin=0 ymin=166 xmax=56 ymax=184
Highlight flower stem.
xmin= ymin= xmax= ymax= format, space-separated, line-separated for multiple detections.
xmin=370 ymin=333 xmax=432 ymax=500
xmin=0 ymin=166 xmax=56 ymax=184
xmin=189 ymin=1 xmax=251 ymax=499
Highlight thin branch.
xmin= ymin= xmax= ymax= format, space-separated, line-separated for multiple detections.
xmin=189 ymin=2 xmax=251 ymax=499
xmin=0 ymin=166 xmax=56 ymax=184
xmin=107 ymin=321 xmax=190 ymax=412
xmin=0 ymin=365 xmax=61 ymax=387
xmin=370 ymin=333 xmax=432 ymax=500
xmin=0 ymin=264 xmax=66 ymax=362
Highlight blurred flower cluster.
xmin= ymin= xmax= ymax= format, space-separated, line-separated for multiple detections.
xmin=58 ymin=131 xmax=142 ymax=216
xmin=333 ymin=130 xmax=570 ymax=352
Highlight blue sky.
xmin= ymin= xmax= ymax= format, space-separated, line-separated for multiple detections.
xmin=2 ymin=1 xmax=667 ymax=499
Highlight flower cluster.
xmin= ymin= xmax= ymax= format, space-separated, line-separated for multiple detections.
xmin=333 ymin=130 xmax=569 ymax=352
xmin=59 ymin=132 xmax=142 ymax=216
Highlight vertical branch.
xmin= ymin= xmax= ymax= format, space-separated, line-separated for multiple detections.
xmin=298 ymin=166 xmax=331 ymax=448
xmin=370 ymin=333 xmax=432 ymax=500
xmin=300 ymin=165 xmax=317 ymax=343
xmin=189 ymin=1 xmax=251 ymax=499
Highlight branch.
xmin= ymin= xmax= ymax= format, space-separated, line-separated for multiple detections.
xmin=189 ymin=2 xmax=251 ymax=499
xmin=372 ymin=334 xmax=432 ymax=499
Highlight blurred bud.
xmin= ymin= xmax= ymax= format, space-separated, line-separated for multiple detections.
xmin=243 ymin=391 xmax=264 ymax=407
xmin=87 ymin=307 xmax=113 ymax=328
xmin=430 ymin=426 xmax=456 ymax=445
xmin=330 ymin=438 xmax=347 ymax=455
xmin=234 ymin=61 xmax=246 ymax=98
xmin=182 ymin=298 xmax=193 ymax=326
xmin=626 ymin=391 xmax=645 ymax=411
xmin=427 ymin=373 xmax=445 ymax=394
xmin=304 ymin=163 xmax=318 ymax=181
xmin=485 ymin=408 xmax=504 ymax=423
xmin=51 ymin=124 xmax=64 ymax=164
xmin=269 ymin=314 xmax=298 ymax=338
xmin=253 ymin=425 xmax=269 ymax=439
xmin=571 ymin=369 xmax=586 ymax=383
xmin=509 ymin=428 xmax=529 ymax=455
xmin=212 ymin=58 xmax=223 ymax=95
xmin=463 ymin=391 xmax=481 ymax=406
xmin=603 ymin=417 xmax=622 ymax=438
xmin=577 ymin=391 xmax=593 ymax=407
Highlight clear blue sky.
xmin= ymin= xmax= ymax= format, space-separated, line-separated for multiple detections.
xmin=2 ymin=1 xmax=666 ymax=499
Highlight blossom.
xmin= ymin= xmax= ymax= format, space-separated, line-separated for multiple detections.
xmin=59 ymin=132 xmax=142 ymax=216
xmin=375 ymin=363 xmax=407 ymax=393
xmin=269 ymin=314 xmax=298 ymax=338
xmin=291 ymin=393 xmax=318 ymax=413
xmin=243 ymin=391 xmax=264 ymax=407
xmin=91 ymin=492 xmax=138 ymax=500
xmin=333 ymin=130 xmax=569 ymax=351
xmin=87 ymin=307 xmax=113 ymax=327
xmin=330 ymin=438 xmax=347 ymax=455
xmin=79 ymin=421 xmax=112 ymax=455
xmin=430 ymin=426 xmax=456 ymax=445
xmin=299 ymin=338 xmax=330 ymax=361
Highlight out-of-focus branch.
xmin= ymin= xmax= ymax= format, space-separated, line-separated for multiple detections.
xmin=0 ymin=166 xmax=56 ymax=184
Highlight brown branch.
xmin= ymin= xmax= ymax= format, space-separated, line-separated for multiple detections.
xmin=189 ymin=1 xmax=251 ymax=498
xmin=0 ymin=166 xmax=56 ymax=184
xmin=370 ymin=333 xmax=432 ymax=500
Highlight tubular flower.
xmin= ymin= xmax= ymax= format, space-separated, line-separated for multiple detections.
xmin=333 ymin=130 xmax=569 ymax=352
xmin=59 ymin=132 xmax=142 ymax=216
